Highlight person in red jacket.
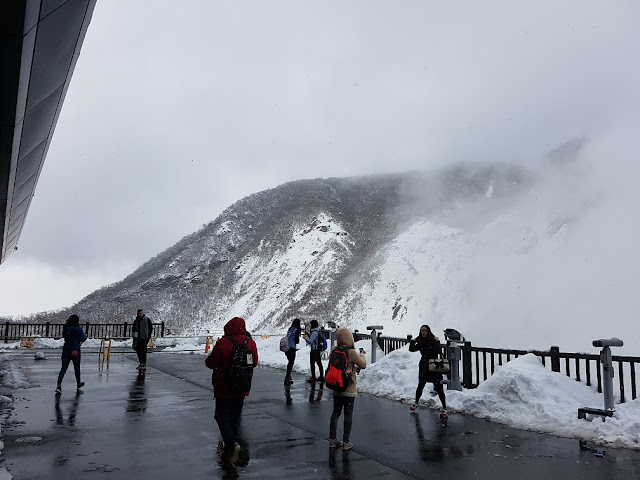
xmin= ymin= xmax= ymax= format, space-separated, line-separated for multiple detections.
xmin=205 ymin=317 xmax=258 ymax=465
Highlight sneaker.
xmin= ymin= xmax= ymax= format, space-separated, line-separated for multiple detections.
xmin=136 ymin=364 xmax=143 ymax=371
xmin=410 ymin=403 xmax=418 ymax=411
xmin=317 ymin=376 xmax=325 ymax=383
xmin=55 ymin=385 xmax=62 ymax=395
xmin=328 ymin=438 xmax=343 ymax=448
xmin=342 ymin=441 xmax=353 ymax=450
xmin=77 ymin=382 xmax=85 ymax=390
xmin=141 ymin=364 xmax=146 ymax=370
xmin=440 ymin=409 xmax=448 ymax=417
xmin=229 ymin=443 xmax=241 ymax=465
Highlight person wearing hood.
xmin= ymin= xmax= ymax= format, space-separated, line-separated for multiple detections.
xmin=328 ymin=327 xmax=366 ymax=450
xmin=132 ymin=309 xmax=153 ymax=371
xmin=55 ymin=314 xmax=87 ymax=395
xmin=205 ymin=316 xmax=258 ymax=465
xmin=304 ymin=319 xmax=324 ymax=382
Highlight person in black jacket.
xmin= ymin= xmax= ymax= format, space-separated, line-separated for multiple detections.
xmin=408 ymin=324 xmax=447 ymax=414
xmin=132 ymin=309 xmax=153 ymax=371
xmin=56 ymin=314 xmax=87 ymax=395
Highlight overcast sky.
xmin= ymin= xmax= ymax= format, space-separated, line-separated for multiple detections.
xmin=1 ymin=0 xmax=639 ymax=316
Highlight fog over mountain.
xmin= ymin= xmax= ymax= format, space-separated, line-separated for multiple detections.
xmin=21 ymin=144 xmax=640 ymax=354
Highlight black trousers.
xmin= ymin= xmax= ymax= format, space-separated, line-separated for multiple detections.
xmin=285 ymin=349 xmax=296 ymax=376
xmin=214 ymin=397 xmax=245 ymax=452
xmin=310 ymin=349 xmax=324 ymax=378
xmin=329 ymin=395 xmax=355 ymax=442
xmin=135 ymin=341 xmax=148 ymax=364
xmin=57 ymin=350 xmax=81 ymax=386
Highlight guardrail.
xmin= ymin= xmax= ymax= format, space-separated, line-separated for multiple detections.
xmin=353 ymin=332 xmax=639 ymax=403
xmin=2 ymin=321 xmax=165 ymax=342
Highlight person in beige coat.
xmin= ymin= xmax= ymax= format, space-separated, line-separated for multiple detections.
xmin=328 ymin=327 xmax=367 ymax=450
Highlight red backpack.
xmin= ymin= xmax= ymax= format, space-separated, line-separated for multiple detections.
xmin=325 ymin=346 xmax=353 ymax=392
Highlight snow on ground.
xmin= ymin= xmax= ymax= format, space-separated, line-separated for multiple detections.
xmin=0 ymin=335 xmax=638 ymax=452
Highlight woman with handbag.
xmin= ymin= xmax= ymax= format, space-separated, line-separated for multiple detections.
xmin=408 ymin=325 xmax=447 ymax=416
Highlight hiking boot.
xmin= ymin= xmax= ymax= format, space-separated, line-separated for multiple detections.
xmin=55 ymin=385 xmax=62 ymax=395
xmin=77 ymin=382 xmax=85 ymax=390
xmin=329 ymin=438 xmax=343 ymax=448
xmin=306 ymin=377 xmax=316 ymax=383
xmin=342 ymin=441 xmax=353 ymax=450
xmin=229 ymin=443 xmax=241 ymax=465
xmin=410 ymin=403 xmax=418 ymax=411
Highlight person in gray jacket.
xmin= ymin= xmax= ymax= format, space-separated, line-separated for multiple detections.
xmin=328 ymin=327 xmax=366 ymax=450
xmin=132 ymin=309 xmax=153 ymax=371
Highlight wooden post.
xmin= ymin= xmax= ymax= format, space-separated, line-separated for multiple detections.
xmin=3 ymin=322 xmax=9 ymax=343
xmin=550 ymin=345 xmax=560 ymax=373
xmin=161 ymin=322 xmax=165 ymax=337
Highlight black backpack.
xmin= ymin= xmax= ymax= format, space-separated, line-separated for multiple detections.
xmin=225 ymin=335 xmax=255 ymax=393
xmin=325 ymin=346 xmax=353 ymax=392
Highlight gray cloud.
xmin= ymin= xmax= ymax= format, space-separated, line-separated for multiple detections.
xmin=2 ymin=0 xmax=639 ymax=315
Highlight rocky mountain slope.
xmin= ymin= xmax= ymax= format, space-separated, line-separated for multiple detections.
xmin=38 ymin=163 xmax=540 ymax=338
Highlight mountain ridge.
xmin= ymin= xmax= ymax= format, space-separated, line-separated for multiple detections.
xmin=25 ymin=164 xmax=533 ymax=339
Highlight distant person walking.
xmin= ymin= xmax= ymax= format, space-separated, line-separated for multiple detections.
xmin=328 ymin=327 xmax=366 ymax=450
xmin=408 ymin=325 xmax=447 ymax=416
xmin=55 ymin=314 xmax=87 ymax=395
xmin=304 ymin=320 xmax=324 ymax=383
xmin=132 ymin=309 xmax=153 ymax=371
xmin=284 ymin=318 xmax=301 ymax=385
xmin=205 ymin=316 xmax=258 ymax=465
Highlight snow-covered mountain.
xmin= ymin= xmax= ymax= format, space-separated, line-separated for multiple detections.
xmin=37 ymin=151 xmax=638 ymax=353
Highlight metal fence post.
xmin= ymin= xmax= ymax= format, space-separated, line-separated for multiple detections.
xmin=550 ymin=345 xmax=560 ymax=373
xmin=462 ymin=340 xmax=473 ymax=388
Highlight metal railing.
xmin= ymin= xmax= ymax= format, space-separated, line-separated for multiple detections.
xmin=2 ymin=321 xmax=165 ymax=342
xmin=354 ymin=332 xmax=639 ymax=403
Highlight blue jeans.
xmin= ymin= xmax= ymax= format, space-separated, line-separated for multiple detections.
xmin=214 ymin=397 xmax=245 ymax=451
xmin=57 ymin=350 xmax=81 ymax=386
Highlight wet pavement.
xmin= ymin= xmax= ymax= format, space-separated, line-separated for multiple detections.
xmin=1 ymin=351 xmax=639 ymax=479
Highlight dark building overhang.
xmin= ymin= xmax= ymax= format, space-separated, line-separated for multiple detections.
xmin=0 ymin=0 xmax=97 ymax=265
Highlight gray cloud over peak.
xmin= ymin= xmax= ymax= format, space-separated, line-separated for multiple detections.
xmin=1 ymin=0 xmax=639 ymax=316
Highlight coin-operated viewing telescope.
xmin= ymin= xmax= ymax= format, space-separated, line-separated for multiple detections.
xmin=578 ymin=337 xmax=623 ymax=421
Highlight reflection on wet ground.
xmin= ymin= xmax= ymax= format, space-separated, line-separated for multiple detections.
xmin=54 ymin=391 xmax=82 ymax=427
xmin=126 ymin=371 xmax=147 ymax=413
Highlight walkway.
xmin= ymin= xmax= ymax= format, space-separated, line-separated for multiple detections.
xmin=1 ymin=351 xmax=638 ymax=479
